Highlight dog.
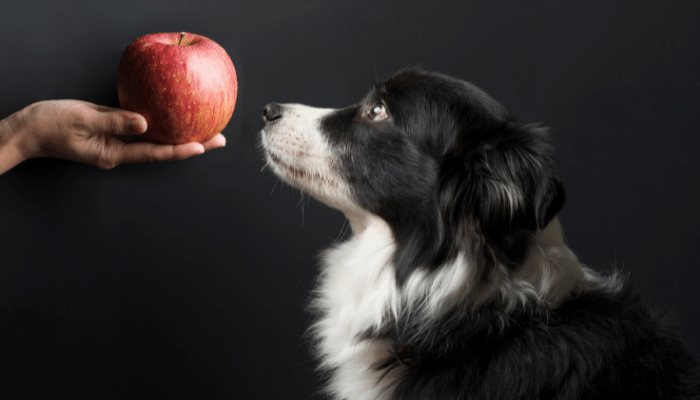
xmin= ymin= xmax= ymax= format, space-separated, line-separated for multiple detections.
xmin=259 ymin=68 xmax=700 ymax=399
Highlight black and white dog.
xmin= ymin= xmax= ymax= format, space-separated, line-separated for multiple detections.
xmin=260 ymin=68 xmax=700 ymax=399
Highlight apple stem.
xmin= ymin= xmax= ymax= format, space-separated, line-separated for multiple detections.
xmin=179 ymin=32 xmax=186 ymax=46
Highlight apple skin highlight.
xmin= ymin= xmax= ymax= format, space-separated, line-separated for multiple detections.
xmin=117 ymin=32 xmax=238 ymax=145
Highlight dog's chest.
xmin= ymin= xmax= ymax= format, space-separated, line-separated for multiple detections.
xmin=313 ymin=223 xmax=404 ymax=399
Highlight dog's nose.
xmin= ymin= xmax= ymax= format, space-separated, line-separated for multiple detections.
xmin=262 ymin=103 xmax=282 ymax=126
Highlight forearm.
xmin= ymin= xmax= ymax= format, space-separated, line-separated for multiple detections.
xmin=0 ymin=111 xmax=28 ymax=175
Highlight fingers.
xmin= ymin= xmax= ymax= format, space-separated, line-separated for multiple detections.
xmin=202 ymin=133 xmax=226 ymax=151
xmin=87 ymin=104 xmax=227 ymax=150
xmin=110 ymin=141 xmax=206 ymax=166
xmin=79 ymin=100 xmax=226 ymax=167
xmin=86 ymin=105 xmax=148 ymax=136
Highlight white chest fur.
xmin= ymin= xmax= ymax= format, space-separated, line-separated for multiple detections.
xmin=312 ymin=218 xmax=402 ymax=400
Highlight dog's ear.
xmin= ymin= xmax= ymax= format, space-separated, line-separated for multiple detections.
xmin=438 ymin=123 xmax=565 ymax=267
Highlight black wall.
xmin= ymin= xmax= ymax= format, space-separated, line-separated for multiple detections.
xmin=1 ymin=1 xmax=698 ymax=398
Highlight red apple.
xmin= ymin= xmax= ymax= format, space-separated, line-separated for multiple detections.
xmin=117 ymin=32 xmax=237 ymax=144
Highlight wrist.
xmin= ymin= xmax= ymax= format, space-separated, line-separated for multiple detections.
xmin=0 ymin=109 xmax=30 ymax=174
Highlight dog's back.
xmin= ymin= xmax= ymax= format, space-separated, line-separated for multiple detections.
xmin=387 ymin=286 xmax=700 ymax=399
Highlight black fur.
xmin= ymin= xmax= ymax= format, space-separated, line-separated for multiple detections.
xmin=383 ymin=287 xmax=700 ymax=400
xmin=316 ymin=68 xmax=700 ymax=399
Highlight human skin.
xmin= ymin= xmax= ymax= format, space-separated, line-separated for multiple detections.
xmin=0 ymin=99 xmax=225 ymax=175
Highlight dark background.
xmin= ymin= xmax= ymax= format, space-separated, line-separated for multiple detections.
xmin=1 ymin=0 xmax=698 ymax=398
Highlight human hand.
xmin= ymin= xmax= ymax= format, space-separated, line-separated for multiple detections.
xmin=7 ymin=99 xmax=225 ymax=170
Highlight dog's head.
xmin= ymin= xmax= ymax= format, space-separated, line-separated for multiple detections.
xmin=260 ymin=68 xmax=565 ymax=286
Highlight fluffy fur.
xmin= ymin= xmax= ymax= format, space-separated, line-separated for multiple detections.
xmin=260 ymin=68 xmax=700 ymax=399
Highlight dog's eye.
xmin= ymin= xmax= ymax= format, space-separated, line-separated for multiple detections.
xmin=368 ymin=103 xmax=388 ymax=121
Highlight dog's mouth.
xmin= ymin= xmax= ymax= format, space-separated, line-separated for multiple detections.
xmin=267 ymin=150 xmax=306 ymax=178
xmin=266 ymin=150 xmax=337 ymax=188
xmin=266 ymin=150 xmax=338 ymax=188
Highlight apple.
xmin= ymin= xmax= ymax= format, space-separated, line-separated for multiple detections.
xmin=117 ymin=32 xmax=237 ymax=144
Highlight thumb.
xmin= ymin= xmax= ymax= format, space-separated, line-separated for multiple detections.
xmin=91 ymin=109 xmax=148 ymax=136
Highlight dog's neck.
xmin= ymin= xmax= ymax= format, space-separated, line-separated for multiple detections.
xmin=518 ymin=218 xmax=588 ymax=304
xmin=343 ymin=209 xmax=588 ymax=307
xmin=344 ymin=209 xmax=386 ymax=235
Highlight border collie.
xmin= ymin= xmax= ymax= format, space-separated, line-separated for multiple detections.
xmin=259 ymin=68 xmax=700 ymax=399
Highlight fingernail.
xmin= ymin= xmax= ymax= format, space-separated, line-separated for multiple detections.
xmin=127 ymin=115 xmax=147 ymax=133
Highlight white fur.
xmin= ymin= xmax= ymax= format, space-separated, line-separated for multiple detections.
xmin=312 ymin=215 xmax=401 ymax=400
xmin=261 ymin=104 xmax=360 ymax=214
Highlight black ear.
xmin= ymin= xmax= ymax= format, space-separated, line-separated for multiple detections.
xmin=438 ymin=123 xmax=565 ymax=268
